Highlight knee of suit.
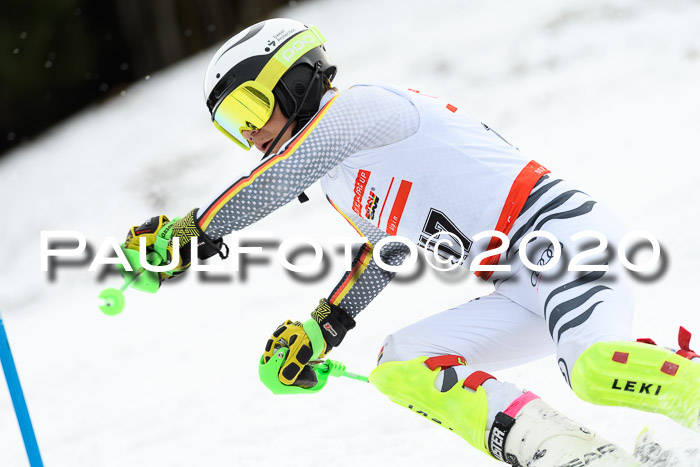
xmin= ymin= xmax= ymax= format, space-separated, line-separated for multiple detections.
xmin=377 ymin=333 xmax=402 ymax=365
xmin=376 ymin=331 xmax=425 ymax=365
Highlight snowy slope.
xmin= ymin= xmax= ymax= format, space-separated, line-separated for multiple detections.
xmin=1 ymin=0 xmax=700 ymax=465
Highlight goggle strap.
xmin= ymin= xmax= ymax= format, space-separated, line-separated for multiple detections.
xmin=256 ymin=26 xmax=326 ymax=91
xmin=309 ymin=25 xmax=326 ymax=43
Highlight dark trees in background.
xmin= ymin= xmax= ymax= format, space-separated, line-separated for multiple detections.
xmin=0 ymin=0 xmax=292 ymax=156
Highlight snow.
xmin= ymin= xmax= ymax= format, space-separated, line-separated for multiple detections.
xmin=1 ymin=0 xmax=700 ymax=465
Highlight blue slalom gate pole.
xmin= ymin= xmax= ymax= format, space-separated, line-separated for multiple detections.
xmin=0 ymin=309 xmax=44 ymax=467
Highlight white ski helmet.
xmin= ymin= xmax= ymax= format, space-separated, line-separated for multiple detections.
xmin=204 ymin=18 xmax=336 ymax=150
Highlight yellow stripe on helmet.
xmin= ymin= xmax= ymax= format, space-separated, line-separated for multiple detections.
xmin=256 ymin=25 xmax=327 ymax=90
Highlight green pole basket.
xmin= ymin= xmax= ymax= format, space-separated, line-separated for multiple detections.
xmin=98 ymin=248 xmax=163 ymax=315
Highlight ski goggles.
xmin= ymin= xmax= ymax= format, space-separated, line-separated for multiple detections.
xmin=213 ymin=81 xmax=275 ymax=150
xmin=211 ymin=25 xmax=328 ymax=151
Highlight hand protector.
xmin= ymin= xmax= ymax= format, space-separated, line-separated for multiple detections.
xmin=123 ymin=209 xmax=226 ymax=283
xmin=261 ymin=299 xmax=356 ymax=389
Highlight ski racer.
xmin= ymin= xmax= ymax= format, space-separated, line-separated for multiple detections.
xmin=122 ymin=18 xmax=700 ymax=466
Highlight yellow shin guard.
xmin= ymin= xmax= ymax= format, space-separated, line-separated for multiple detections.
xmin=369 ymin=356 xmax=492 ymax=456
xmin=571 ymin=341 xmax=700 ymax=430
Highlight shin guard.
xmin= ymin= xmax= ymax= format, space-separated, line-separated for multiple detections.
xmin=571 ymin=341 xmax=700 ymax=430
xmin=369 ymin=356 xmax=492 ymax=456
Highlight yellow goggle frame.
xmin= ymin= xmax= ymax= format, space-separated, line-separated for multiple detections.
xmin=213 ymin=82 xmax=275 ymax=150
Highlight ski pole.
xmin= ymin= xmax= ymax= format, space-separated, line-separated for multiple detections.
xmin=0 ymin=309 xmax=44 ymax=467
xmin=98 ymin=248 xmax=166 ymax=316
xmin=260 ymin=349 xmax=369 ymax=395
xmin=312 ymin=359 xmax=369 ymax=383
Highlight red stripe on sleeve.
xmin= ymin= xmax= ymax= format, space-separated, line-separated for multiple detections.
xmin=329 ymin=245 xmax=372 ymax=305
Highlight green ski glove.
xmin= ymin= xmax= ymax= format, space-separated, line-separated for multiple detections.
xmin=123 ymin=208 xmax=227 ymax=284
xmin=260 ymin=299 xmax=356 ymax=390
